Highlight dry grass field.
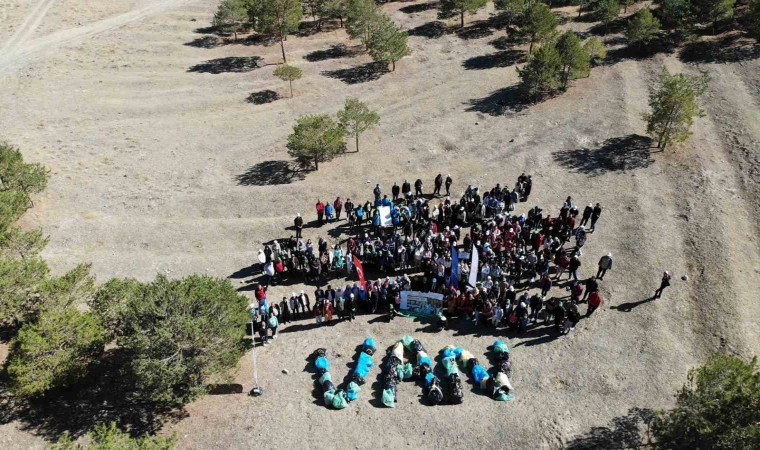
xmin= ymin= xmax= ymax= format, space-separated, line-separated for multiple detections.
xmin=0 ymin=0 xmax=758 ymax=448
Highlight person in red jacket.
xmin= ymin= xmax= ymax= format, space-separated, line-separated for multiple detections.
xmin=586 ymin=291 xmax=603 ymax=317
xmin=334 ymin=197 xmax=343 ymax=221
xmin=315 ymin=200 xmax=325 ymax=225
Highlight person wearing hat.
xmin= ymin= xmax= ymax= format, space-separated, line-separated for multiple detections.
xmin=597 ymin=253 xmax=613 ymax=280
xmin=294 ymin=213 xmax=303 ymax=238
xmin=654 ymin=271 xmax=672 ymax=299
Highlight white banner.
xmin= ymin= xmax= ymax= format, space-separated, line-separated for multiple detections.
xmin=468 ymin=244 xmax=478 ymax=289
xmin=378 ymin=206 xmax=392 ymax=227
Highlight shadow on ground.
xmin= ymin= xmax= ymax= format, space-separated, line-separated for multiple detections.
xmin=462 ymin=49 xmax=525 ymax=70
xmin=565 ymin=407 xmax=656 ymax=449
xmin=305 ymin=44 xmax=362 ymax=62
xmin=408 ymin=21 xmax=448 ymax=39
xmin=465 ymin=85 xmax=529 ymax=116
xmin=236 ymin=160 xmax=307 ymax=186
xmin=321 ymin=61 xmax=389 ymax=84
xmin=679 ymin=33 xmax=760 ymax=64
xmin=552 ymin=135 xmax=654 ymax=175
xmin=0 ymin=349 xmax=185 ymax=441
xmin=400 ymin=2 xmax=438 ymax=14
xmin=246 ymin=90 xmax=280 ymax=105
xmin=188 ymin=56 xmax=262 ymax=74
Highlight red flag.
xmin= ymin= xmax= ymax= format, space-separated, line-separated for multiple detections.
xmin=353 ymin=255 xmax=366 ymax=288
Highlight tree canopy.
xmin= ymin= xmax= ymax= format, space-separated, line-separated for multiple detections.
xmin=517 ymin=43 xmax=562 ymax=99
xmin=99 ymin=274 xmax=250 ymax=406
xmin=367 ymin=14 xmax=411 ymax=71
xmin=438 ymin=0 xmax=489 ymax=28
xmin=595 ymin=0 xmax=621 ymax=29
xmin=345 ymin=0 xmax=381 ymax=49
xmin=273 ymin=64 xmax=303 ymax=97
xmin=287 ymin=114 xmax=345 ymax=170
xmin=643 ymin=69 xmax=709 ymax=150
xmin=213 ymin=0 xmax=249 ymax=41
xmin=556 ymin=31 xmax=590 ymax=91
xmin=246 ymin=0 xmax=303 ymax=62
xmin=521 ymin=3 xmax=559 ymax=53
xmin=51 ymin=422 xmax=177 ymax=450
xmin=653 ymin=354 xmax=759 ymax=449
xmin=626 ymin=8 xmax=661 ymax=46
xmin=337 ymin=98 xmax=380 ymax=152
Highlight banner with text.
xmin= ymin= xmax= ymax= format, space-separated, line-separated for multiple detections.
xmin=399 ymin=291 xmax=445 ymax=318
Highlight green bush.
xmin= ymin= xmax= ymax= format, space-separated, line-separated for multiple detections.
xmin=50 ymin=422 xmax=176 ymax=450
xmin=654 ymin=354 xmax=760 ymax=449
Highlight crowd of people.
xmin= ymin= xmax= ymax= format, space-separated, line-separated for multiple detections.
xmin=249 ymin=173 xmax=623 ymax=345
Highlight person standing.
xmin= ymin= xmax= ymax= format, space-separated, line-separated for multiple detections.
xmin=325 ymin=202 xmax=335 ymax=223
xmin=345 ymin=198 xmax=354 ymax=218
xmin=334 ymin=197 xmax=343 ymax=221
xmin=346 ymin=293 xmax=356 ymax=321
xmin=582 ymin=277 xmax=598 ymax=302
xmin=279 ymin=296 xmax=291 ymax=324
xmin=434 ymin=174 xmax=443 ymax=196
xmin=414 ymin=178 xmax=423 ymax=197
xmin=654 ymin=271 xmax=672 ymax=299
xmin=586 ymin=291 xmax=603 ymax=317
xmin=391 ymin=183 xmax=400 ymax=201
xmin=402 ymin=179 xmax=411 ymax=197
xmin=445 ymin=174 xmax=453 ymax=196
xmin=569 ymin=256 xmax=582 ymax=281
xmin=580 ymin=203 xmax=593 ymax=227
xmin=590 ymin=203 xmax=602 ymax=232
xmin=597 ymin=253 xmax=613 ymax=280
xmin=316 ymin=200 xmax=325 ymax=225
xmin=294 ymin=213 xmax=303 ymax=238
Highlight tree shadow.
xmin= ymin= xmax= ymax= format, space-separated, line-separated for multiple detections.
xmin=603 ymin=38 xmax=676 ymax=65
xmin=565 ymin=407 xmax=656 ymax=449
xmin=408 ymin=21 xmax=448 ymax=39
xmin=611 ymin=297 xmax=656 ymax=312
xmin=465 ymin=85 xmax=529 ymax=116
xmin=188 ymin=56 xmax=263 ymax=74
xmin=298 ymin=20 xmax=340 ymax=37
xmin=235 ymin=160 xmax=307 ymax=186
xmin=184 ymin=36 xmax=222 ymax=49
xmin=462 ymin=49 xmax=525 ymax=70
xmin=456 ymin=22 xmax=494 ymax=40
xmin=588 ymin=17 xmax=628 ymax=36
xmin=679 ymin=34 xmax=760 ymax=64
xmin=552 ymin=134 xmax=654 ymax=176
xmin=489 ymin=34 xmax=528 ymax=50
xmin=400 ymin=1 xmax=438 ymax=13
xmin=304 ymin=44 xmax=361 ymax=62
xmin=246 ymin=90 xmax=280 ymax=105
xmin=321 ymin=61 xmax=389 ymax=84
xmin=0 ymin=349 xmax=186 ymax=441
xmin=240 ymin=33 xmax=278 ymax=47
xmin=207 ymin=384 xmax=243 ymax=395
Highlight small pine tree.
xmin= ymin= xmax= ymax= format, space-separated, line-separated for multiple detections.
xmin=345 ymin=0 xmax=381 ymax=49
xmin=438 ymin=0 xmax=489 ymax=28
xmin=659 ymin=0 xmax=697 ymax=34
xmin=273 ymin=64 xmax=303 ymax=97
xmin=694 ymin=0 xmax=735 ymax=33
xmin=324 ymin=0 xmax=347 ymax=27
xmin=246 ymin=0 xmax=303 ymax=63
xmin=522 ymin=3 xmax=559 ymax=53
xmin=643 ymin=69 xmax=710 ymax=151
xmin=583 ymin=37 xmax=607 ymax=65
xmin=517 ymin=43 xmax=562 ymax=99
xmin=367 ymin=15 xmax=411 ymax=71
xmin=494 ymin=0 xmax=526 ymax=30
xmin=287 ymin=114 xmax=346 ymax=170
xmin=556 ymin=31 xmax=590 ymax=90
xmin=51 ymin=422 xmax=177 ymax=450
xmin=626 ymin=8 xmax=661 ymax=46
xmin=213 ymin=0 xmax=248 ymax=41
xmin=595 ymin=0 xmax=621 ymax=30
xmin=337 ymin=98 xmax=380 ymax=152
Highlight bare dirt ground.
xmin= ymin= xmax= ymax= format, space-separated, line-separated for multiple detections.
xmin=0 ymin=0 xmax=758 ymax=449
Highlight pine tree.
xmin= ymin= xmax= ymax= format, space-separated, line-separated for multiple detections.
xmin=367 ymin=15 xmax=411 ymax=71
xmin=522 ymin=3 xmax=559 ymax=53
xmin=626 ymin=8 xmax=661 ymax=46
xmin=273 ymin=64 xmax=303 ymax=97
xmin=517 ymin=43 xmax=562 ymax=99
xmin=246 ymin=0 xmax=303 ymax=63
xmin=643 ymin=69 xmax=710 ymax=151
xmin=337 ymin=98 xmax=380 ymax=152
xmin=213 ymin=0 xmax=248 ymax=41
xmin=556 ymin=31 xmax=590 ymax=90
xmin=287 ymin=114 xmax=346 ymax=170
xmin=345 ymin=0 xmax=381 ymax=49
xmin=438 ymin=0 xmax=489 ymax=28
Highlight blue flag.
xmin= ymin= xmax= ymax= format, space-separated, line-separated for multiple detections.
xmin=450 ymin=246 xmax=459 ymax=289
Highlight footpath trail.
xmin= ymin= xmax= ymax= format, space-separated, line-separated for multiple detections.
xmin=0 ymin=0 xmax=190 ymax=78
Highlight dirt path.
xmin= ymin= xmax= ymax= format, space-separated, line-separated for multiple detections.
xmin=0 ymin=0 xmax=57 ymax=54
xmin=0 ymin=0 xmax=189 ymax=78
